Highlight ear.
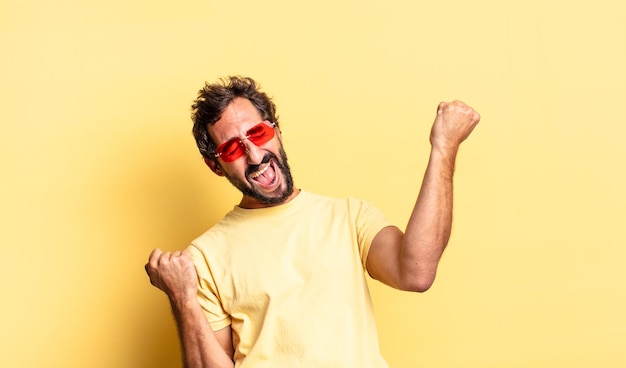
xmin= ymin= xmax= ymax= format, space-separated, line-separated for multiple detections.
xmin=203 ymin=157 xmax=225 ymax=176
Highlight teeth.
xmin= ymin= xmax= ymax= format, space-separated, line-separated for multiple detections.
xmin=250 ymin=162 xmax=270 ymax=179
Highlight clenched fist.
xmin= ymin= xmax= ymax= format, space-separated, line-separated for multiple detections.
xmin=430 ymin=100 xmax=480 ymax=151
xmin=145 ymin=248 xmax=198 ymax=301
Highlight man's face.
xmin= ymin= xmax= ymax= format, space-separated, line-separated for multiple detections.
xmin=207 ymin=98 xmax=295 ymax=208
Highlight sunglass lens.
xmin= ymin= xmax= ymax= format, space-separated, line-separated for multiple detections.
xmin=218 ymin=139 xmax=244 ymax=162
xmin=247 ymin=123 xmax=275 ymax=146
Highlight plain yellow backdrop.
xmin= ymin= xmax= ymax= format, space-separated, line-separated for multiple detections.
xmin=1 ymin=1 xmax=625 ymax=367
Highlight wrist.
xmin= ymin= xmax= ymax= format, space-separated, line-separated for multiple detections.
xmin=430 ymin=143 xmax=459 ymax=159
xmin=168 ymin=291 xmax=199 ymax=311
xmin=428 ymin=144 xmax=458 ymax=180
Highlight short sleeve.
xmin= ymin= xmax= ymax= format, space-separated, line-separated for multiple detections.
xmin=349 ymin=197 xmax=394 ymax=269
xmin=187 ymin=244 xmax=232 ymax=331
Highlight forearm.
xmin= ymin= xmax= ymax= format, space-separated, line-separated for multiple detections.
xmin=169 ymin=296 xmax=234 ymax=368
xmin=366 ymin=101 xmax=478 ymax=292
xmin=401 ymin=146 xmax=457 ymax=290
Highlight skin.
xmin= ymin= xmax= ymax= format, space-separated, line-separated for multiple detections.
xmin=145 ymin=98 xmax=480 ymax=367
xmin=145 ymin=249 xmax=234 ymax=367
xmin=204 ymin=98 xmax=298 ymax=209
xmin=366 ymin=101 xmax=480 ymax=291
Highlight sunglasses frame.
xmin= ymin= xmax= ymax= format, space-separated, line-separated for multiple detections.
xmin=211 ymin=120 xmax=277 ymax=162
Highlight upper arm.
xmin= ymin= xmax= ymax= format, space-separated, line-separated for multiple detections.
xmin=366 ymin=225 xmax=441 ymax=292
xmin=365 ymin=225 xmax=406 ymax=289
xmin=214 ymin=325 xmax=234 ymax=359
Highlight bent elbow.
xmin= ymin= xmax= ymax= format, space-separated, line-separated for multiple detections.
xmin=400 ymin=274 xmax=436 ymax=293
xmin=406 ymin=280 xmax=434 ymax=293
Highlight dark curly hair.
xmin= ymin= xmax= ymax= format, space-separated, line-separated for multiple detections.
xmin=191 ymin=76 xmax=279 ymax=160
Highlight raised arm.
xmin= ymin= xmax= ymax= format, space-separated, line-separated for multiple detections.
xmin=366 ymin=100 xmax=480 ymax=292
xmin=145 ymin=249 xmax=234 ymax=368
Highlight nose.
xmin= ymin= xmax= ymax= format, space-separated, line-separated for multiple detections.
xmin=242 ymin=139 xmax=264 ymax=164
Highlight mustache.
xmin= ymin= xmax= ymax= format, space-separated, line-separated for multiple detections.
xmin=245 ymin=154 xmax=274 ymax=176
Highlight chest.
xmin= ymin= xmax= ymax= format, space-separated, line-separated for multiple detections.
xmin=214 ymin=214 xmax=364 ymax=316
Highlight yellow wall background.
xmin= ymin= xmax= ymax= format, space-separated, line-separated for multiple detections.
xmin=1 ymin=1 xmax=624 ymax=367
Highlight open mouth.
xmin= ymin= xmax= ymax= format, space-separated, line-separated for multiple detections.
xmin=248 ymin=160 xmax=278 ymax=188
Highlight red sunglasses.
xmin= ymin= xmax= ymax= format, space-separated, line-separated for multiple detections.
xmin=212 ymin=120 xmax=277 ymax=162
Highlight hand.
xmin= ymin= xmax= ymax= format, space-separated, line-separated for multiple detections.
xmin=145 ymin=248 xmax=198 ymax=301
xmin=430 ymin=100 xmax=481 ymax=151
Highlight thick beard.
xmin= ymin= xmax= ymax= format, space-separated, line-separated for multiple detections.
xmin=223 ymin=147 xmax=295 ymax=206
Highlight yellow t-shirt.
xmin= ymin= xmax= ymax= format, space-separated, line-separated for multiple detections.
xmin=188 ymin=191 xmax=392 ymax=367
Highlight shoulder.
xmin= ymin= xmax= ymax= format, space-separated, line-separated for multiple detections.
xmin=187 ymin=209 xmax=241 ymax=255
